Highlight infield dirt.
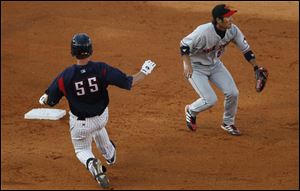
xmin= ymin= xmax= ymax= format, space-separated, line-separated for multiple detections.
xmin=1 ymin=1 xmax=299 ymax=190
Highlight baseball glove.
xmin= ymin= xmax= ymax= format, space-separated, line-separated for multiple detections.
xmin=254 ymin=66 xmax=268 ymax=92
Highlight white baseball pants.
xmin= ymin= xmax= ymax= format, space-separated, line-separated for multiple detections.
xmin=69 ymin=107 xmax=115 ymax=169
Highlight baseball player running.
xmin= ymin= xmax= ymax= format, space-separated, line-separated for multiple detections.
xmin=180 ymin=4 xmax=268 ymax=135
xmin=39 ymin=33 xmax=156 ymax=188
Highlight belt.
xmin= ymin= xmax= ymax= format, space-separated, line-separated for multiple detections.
xmin=77 ymin=113 xmax=104 ymax=120
xmin=77 ymin=114 xmax=102 ymax=120
xmin=69 ymin=108 xmax=107 ymax=121
xmin=193 ymin=62 xmax=207 ymax=66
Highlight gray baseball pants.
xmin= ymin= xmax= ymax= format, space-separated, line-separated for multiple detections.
xmin=188 ymin=61 xmax=239 ymax=125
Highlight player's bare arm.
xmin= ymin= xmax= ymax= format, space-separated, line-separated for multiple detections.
xmin=131 ymin=72 xmax=146 ymax=86
xmin=182 ymin=54 xmax=193 ymax=79
xmin=249 ymin=58 xmax=258 ymax=68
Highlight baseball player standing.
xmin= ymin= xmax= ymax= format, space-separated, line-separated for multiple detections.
xmin=180 ymin=4 xmax=268 ymax=135
xmin=39 ymin=33 xmax=156 ymax=188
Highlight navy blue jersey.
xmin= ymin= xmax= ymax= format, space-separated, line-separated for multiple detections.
xmin=45 ymin=61 xmax=133 ymax=118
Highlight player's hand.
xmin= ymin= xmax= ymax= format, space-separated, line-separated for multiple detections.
xmin=39 ymin=93 xmax=48 ymax=105
xmin=141 ymin=60 xmax=156 ymax=75
xmin=183 ymin=62 xmax=193 ymax=79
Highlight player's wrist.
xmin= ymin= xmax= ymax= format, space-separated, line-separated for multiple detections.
xmin=140 ymin=69 xmax=149 ymax=75
xmin=140 ymin=71 xmax=147 ymax=76
xmin=253 ymin=65 xmax=258 ymax=71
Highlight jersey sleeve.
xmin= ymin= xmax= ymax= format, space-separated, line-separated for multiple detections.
xmin=45 ymin=73 xmax=64 ymax=106
xmin=103 ymin=64 xmax=133 ymax=90
xmin=232 ymin=25 xmax=250 ymax=53
xmin=180 ymin=26 xmax=205 ymax=53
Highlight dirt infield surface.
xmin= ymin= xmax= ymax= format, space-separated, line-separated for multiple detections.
xmin=1 ymin=1 xmax=299 ymax=190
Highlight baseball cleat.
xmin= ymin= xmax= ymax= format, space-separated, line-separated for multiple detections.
xmin=185 ymin=105 xmax=197 ymax=131
xmin=221 ymin=123 xmax=241 ymax=136
xmin=92 ymin=159 xmax=110 ymax=188
xmin=106 ymin=140 xmax=116 ymax=165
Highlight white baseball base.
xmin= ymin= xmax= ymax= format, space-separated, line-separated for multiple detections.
xmin=24 ymin=108 xmax=66 ymax=120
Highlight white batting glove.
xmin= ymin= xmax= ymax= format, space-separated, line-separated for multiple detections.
xmin=39 ymin=93 xmax=48 ymax=105
xmin=141 ymin=60 xmax=156 ymax=75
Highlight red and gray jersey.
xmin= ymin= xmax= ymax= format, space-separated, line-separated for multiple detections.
xmin=180 ymin=22 xmax=250 ymax=65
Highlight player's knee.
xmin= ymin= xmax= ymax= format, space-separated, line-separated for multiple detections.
xmin=206 ymin=94 xmax=218 ymax=107
xmin=232 ymin=89 xmax=239 ymax=97
xmin=225 ymin=89 xmax=239 ymax=98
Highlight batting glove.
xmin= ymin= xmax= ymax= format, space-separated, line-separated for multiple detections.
xmin=141 ymin=60 xmax=156 ymax=75
xmin=39 ymin=93 xmax=48 ymax=105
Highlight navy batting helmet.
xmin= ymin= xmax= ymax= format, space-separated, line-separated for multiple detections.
xmin=71 ymin=33 xmax=93 ymax=59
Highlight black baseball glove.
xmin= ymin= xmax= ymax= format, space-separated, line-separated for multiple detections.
xmin=254 ymin=66 xmax=268 ymax=92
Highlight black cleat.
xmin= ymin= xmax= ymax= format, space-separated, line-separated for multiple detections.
xmin=221 ymin=123 xmax=241 ymax=136
xmin=185 ymin=105 xmax=197 ymax=131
